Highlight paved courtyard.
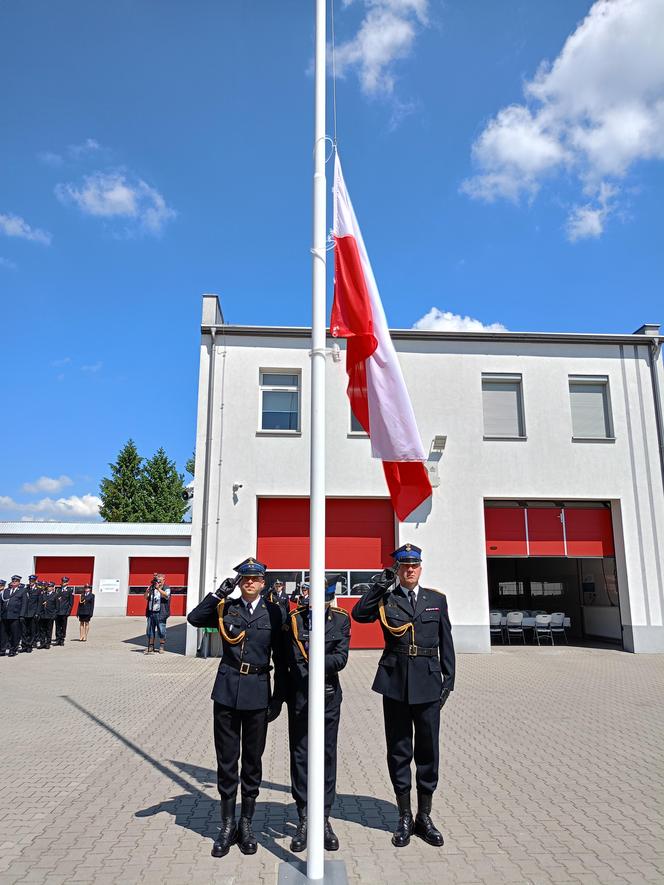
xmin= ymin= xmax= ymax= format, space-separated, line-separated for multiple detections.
xmin=1 ymin=617 xmax=663 ymax=885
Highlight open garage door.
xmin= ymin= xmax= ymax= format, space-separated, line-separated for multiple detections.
xmin=484 ymin=502 xmax=621 ymax=645
xmin=34 ymin=556 xmax=95 ymax=616
xmin=257 ymin=498 xmax=394 ymax=648
xmin=126 ymin=557 xmax=189 ymax=616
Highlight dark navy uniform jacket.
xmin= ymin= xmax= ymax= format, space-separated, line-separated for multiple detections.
xmin=352 ymin=583 xmax=455 ymax=705
xmin=286 ymin=605 xmax=350 ymax=714
xmin=188 ymin=592 xmax=287 ymax=711
xmin=24 ymin=585 xmax=41 ymax=618
xmin=41 ymin=590 xmax=58 ymax=619
xmin=77 ymin=592 xmax=95 ymax=618
xmin=1 ymin=585 xmax=27 ymax=620
xmin=56 ymin=587 xmax=74 ymax=617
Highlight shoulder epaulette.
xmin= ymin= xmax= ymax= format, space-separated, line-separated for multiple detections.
xmin=329 ymin=605 xmax=349 ymax=617
xmin=424 ymin=587 xmax=446 ymax=597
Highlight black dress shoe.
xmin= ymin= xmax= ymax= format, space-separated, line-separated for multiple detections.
xmin=237 ymin=796 xmax=257 ymax=855
xmin=290 ymin=808 xmax=307 ymax=853
xmin=392 ymin=791 xmax=414 ymax=848
xmin=211 ymin=798 xmax=237 ymax=858
xmin=414 ymin=791 xmax=444 ymax=846
xmin=324 ymin=817 xmax=339 ymax=851
xmin=8 ymin=651 xmax=17 ymax=657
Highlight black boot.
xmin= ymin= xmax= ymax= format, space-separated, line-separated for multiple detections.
xmin=211 ymin=798 xmax=237 ymax=858
xmin=414 ymin=791 xmax=444 ymax=846
xmin=290 ymin=806 xmax=307 ymax=853
xmin=392 ymin=791 xmax=414 ymax=848
xmin=237 ymin=796 xmax=258 ymax=855
xmin=324 ymin=817 xmax=339 ymax=851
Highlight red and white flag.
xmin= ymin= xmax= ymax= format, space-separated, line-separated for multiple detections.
xmin=331 ymin=153 xmax=432 ymax=521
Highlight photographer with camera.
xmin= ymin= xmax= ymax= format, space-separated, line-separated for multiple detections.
xmin=144 ymin=573 xmax=171 ymax=655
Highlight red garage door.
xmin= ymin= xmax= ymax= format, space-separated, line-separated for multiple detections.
xmin=127 ymin=557 xmax=189 ymax=616
xmin=485 ymin=505 xmax=615 ymax=557
xmin=34 ymin=556 xmax=95 ymax=616
xmin=257 ymin=498 xmax=394 ymax=648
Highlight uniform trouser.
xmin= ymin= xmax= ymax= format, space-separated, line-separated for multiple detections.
xmin=40 ymin=618 xmax=55 ymax=647
xmin=0 ymin=619 xmax=22 ymax=654
xmin=55 ymin=615 xmax=69 ymax=643
xmin=213 ymin=702 xmax=269 ymax=802
xmin=382 ymin=696 xmax=440 ymax=796
xmin=288 ymin=697 xmax=341 ymax=815
xmin=21 ymin=617 xmax=37 ymax=649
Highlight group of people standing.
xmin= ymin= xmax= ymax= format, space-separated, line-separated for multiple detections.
xmin=188 ymin=542 xmax=456 ymax=860
xmin=0 ymin=575 xmax=95 ymax=656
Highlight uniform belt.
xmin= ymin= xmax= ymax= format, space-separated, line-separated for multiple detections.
xmin=390 ymin=644 xmax=438 ymax=658
xmin=223 ymin=657 xmax=271 ymax=675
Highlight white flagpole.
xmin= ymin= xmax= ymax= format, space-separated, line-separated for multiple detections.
xmin=307 ymin=0 xmax=327 ymax=879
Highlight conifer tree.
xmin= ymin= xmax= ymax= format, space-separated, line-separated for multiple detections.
xmin=99 ymin=439 xmax=147 ymax=522
xmin=140 ymin=447 xmax=188 ymax=523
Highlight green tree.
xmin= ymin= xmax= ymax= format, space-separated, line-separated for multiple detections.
xmin=140 ymin=447 xmax=188 ymax=523
xmin=99 ymin=439 xmax=148 ymax=522
xmin=185 ymin=451 xmax=195 ymax=477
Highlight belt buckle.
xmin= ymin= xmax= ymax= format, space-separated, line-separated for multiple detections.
xmin=240 ymin=662 xmax=251 ymax=675
xmin=408 ymin=644 xmax=417 ymax=657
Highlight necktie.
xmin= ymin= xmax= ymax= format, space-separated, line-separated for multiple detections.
xmin=246 ymin=601 xmax=253 ymax=616
xmin=408 ymin=589 xmax=416 ymax=613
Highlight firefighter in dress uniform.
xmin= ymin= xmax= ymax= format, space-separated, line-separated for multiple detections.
xmin=54 ymin=577 xmax=74 ymax=646
xmin=286 ymin=578 xmax=350 ymax=853
xmin=187 ymin=558 xmax=287 ymax=859
xmin=352 ymin=544 xmax=455 ymax=848
xmin=21 ymin=575 xmax=41 ymax=653
xmin=40 ymin=582 xmax=58 ymax=649
xmin=0 ymin=576 xmax=27 ymax=657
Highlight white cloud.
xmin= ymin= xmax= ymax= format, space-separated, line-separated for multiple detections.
xmin=0 ymin=493 xmax=101 ymax=520
xmin=55 ymin=171 xmax=176 ymax=236
xmin=461 ymin=0 xmax=664 ymax=237
xmin=22 ymin=475 xmax=73 ymax=494
xmin=81 ymin=361 xmax=103 ymax=373
xmin=50 ymin=356 xmax=71 ymax=368
xmin=0 ymin=212 xmax=52 ymax=245
xmin=335 ymin=0 xmax=430 ymax=96
xmin=0 ymin=257 xmax=17 ymax=270
xmin=566 ymin=181 xmax=616 ymax=242
xmin=412 ymin=308 xmax=508 ymax=332
xmin=38 ymin=138 xmax=102 ymax=167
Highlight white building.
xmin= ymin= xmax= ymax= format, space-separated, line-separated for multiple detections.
xmin=186 ymin=295 xmax=664 ymax=656
xmin=0 ymin=522 xmax=191 ymax=617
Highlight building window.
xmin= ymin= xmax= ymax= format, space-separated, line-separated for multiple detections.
xmin=259 ymin=371 xmax=300 ymax=432
xmin=569 ymin=377 xmax=613 ymax=439
xmin=349 ymin=409 xmax=367 ymax=434
xmin=482 ymin=374 xmax=526 ymax=438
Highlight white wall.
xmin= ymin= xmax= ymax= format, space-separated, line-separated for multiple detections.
xmin=190 ymin=319 xmax=664 ymax=653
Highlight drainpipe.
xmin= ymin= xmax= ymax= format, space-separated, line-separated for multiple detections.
xmin=647 ymin=340 xmax=664 ymax=494
xmin=198 ymin=326 xmax=217 ymax=609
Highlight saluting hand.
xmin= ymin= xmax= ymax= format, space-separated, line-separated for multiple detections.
xmin=215 ymin=577 xmax=236 ymax=599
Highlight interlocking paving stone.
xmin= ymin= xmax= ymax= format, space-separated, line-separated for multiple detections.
xmin=1 ymin=617 xmax=663 ymax=884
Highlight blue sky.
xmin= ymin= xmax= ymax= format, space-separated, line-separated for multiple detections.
xmin=1 ymin=0 xmax=663 ymax=521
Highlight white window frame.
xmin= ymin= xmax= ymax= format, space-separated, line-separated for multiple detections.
xmin=568 ymin=375 xmax=615 ymax=441
xmin=258 ymin=369 xmax=301 ymax=435
xmin=348 ymin=405 xmax=368 ymax=437
xmin=481 ymin=373 xmax=527 ymax=440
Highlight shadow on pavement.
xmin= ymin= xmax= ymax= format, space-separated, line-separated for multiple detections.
xmin=122 ymin=621 xmax=187 ymax=655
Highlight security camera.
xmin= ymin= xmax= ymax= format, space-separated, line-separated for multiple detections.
xmin=182 ymin=488 xmax=194 ymax=501
xmin=232 ymin=482 xmax=243 ymax=492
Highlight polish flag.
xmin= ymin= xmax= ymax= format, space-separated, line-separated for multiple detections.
xmin=330 ymin=153 xmax=432 ymax=521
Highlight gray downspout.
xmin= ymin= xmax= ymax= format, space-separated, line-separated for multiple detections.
xmin=197 ymin=327 xmax=217 ymax=630
xmin=648 ymin=341 xmax=664 ymax=494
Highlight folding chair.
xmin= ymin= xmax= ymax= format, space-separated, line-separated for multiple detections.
xmin=505 ymin=611 xmax=526 ymax=644
xmin=489 ymin=611 xmax=504 ymax=644
xmin=534 ymin=614 xmax=553 ymax=646
xmin=550 ymin=612 xmax=568 ymax=645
